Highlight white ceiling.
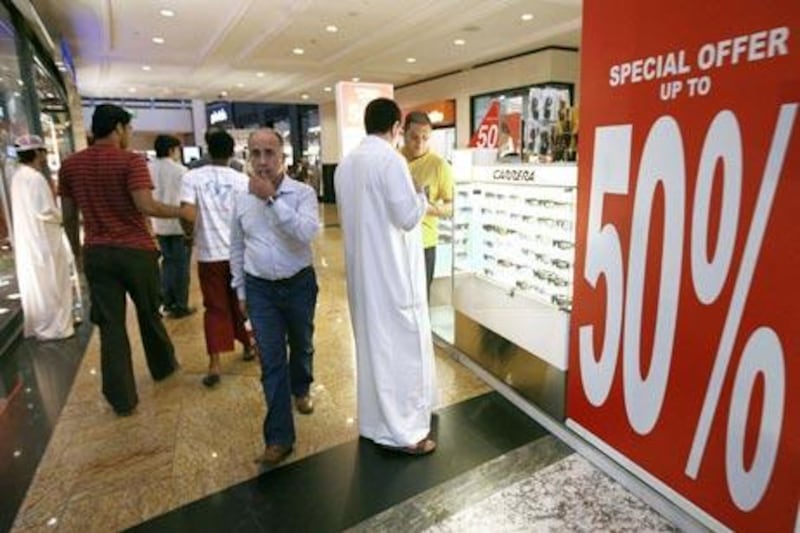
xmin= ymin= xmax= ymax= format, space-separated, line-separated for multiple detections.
xmin=31 ymin=0 xmax=582 ymax=104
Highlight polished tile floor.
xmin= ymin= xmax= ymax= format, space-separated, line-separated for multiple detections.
xmin=6 ymin=205 xmax=677 ymax=532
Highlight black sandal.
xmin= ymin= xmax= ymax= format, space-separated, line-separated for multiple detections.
xmin=202 ymin=374 xmax=220 ymax=387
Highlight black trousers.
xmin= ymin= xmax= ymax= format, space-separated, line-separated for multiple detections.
xmin=424 ymin=246 xmax=436 ymax=301
xmin=84 ymin=246 xmax=177 ymax=412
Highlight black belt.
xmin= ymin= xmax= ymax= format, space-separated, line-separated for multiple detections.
xmin=250 ymin=266 xmax=313 ymax=284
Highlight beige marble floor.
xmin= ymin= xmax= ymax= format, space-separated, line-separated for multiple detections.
xmin=11 ymin=205 xmax=489 ymax=532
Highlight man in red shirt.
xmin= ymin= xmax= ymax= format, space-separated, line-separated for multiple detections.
xmin=60 ymin=104 xmax=186 ymax=416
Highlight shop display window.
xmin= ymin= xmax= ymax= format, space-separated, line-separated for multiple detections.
xmin=471 ymin=83 xmax=576 ymax=164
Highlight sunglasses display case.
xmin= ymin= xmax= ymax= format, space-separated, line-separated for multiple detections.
xmin=448 ymin=150 xmax=577 ymax=418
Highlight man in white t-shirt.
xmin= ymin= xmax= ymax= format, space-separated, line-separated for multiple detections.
xmin=180 ymin=130 xmax=256 ymax=387
xmin=149 ymin=134 xmax=194 ymax=318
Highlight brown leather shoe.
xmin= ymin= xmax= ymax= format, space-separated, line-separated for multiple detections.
xmin=258 ymin=444 xmax=293 ymax=465
xmin=294 ymin=395 xmax=314 ymax=415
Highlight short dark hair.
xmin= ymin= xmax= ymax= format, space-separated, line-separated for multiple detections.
xmin=204 ymin=125 xmax=226 ymax=146
xmin=403 ymin=110 xmax=432 ymax=130
xmin=18 ymin=150 xmax=40 ymax=164
xmin=207 ymin=130 xmax=234 ymax=160
xmin=154 ymin=135 xmax=181 ymax=158
xmin=364 ymin=98 xmax=401 ymax=135
xmin=91 ymin=104 xmax=132 ymax=139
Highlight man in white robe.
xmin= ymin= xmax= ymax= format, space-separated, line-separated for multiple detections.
xmin=10 ymin=134 xmax=74 ymax=340
xmin=334 ymin=97 xmax=437 ymax=454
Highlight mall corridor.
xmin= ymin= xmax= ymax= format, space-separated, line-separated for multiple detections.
xmin=1 ymin=205 xmax=677 ymax=532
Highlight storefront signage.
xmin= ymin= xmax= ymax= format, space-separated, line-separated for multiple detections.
xmin=567 ymin=1 xmax=798 ymax=531
xmin=335 ymin=81 xmax=394 ymax=158
xmin=492 ymin=167 xmax=535 ymax=183
xmin=404 ymin=99 xmax=455 ymax=127
xmin=472 ymin=164 xmax=576 ymax=187
xmin=206 ymin=101 xmax=232 ymax=127
xmin=209 ymin=108 xmax=229 ymax=125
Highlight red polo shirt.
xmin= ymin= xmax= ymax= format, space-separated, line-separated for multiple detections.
xmin=59 ymin=142 xmax=157 ymax=251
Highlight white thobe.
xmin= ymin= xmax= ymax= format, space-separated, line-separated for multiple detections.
xmin=335 ymin=135 xmax=437 ymax=447
xmin=11 ymin=165 xmax=74 ymax=340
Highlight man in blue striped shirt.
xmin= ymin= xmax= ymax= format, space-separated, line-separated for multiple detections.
xmin=230 ymin=128 xmax=320 ymax=466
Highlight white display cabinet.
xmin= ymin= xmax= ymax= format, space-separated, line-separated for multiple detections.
xmin=451 ymin=157 xmax=577 ymax=371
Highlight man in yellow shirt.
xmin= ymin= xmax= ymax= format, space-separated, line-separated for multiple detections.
xmin=402 ymin=111 xmax=454 ymax=300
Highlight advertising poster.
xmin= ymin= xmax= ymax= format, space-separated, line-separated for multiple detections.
xmin=567 ymin=1 xmax=798 ymax=530
xmin=335 ymin=81 xmax=393 ymax=159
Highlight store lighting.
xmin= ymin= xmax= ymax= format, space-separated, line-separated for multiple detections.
xmin=325 ymin=24 xmax=338 ymax=33
xmin=521 ymin=13 xmax=534 ymax=21
xmin=256 ymin=72 xmax=265 ymax=77
xmin=301 ymin=93 xmax=309 ymax=100
xmin=142 ymin=65 xmax=152 ymax=71
xmin=292 ymin=47 xmax=305 ymax=55
xmin=160 ymin=9 xmax=175 ymax=17
xmin=406 ymin=57 xmax=416 ymax=63
xmin=220 ymin=91 xmax=228 ymax=97
xmin=351 ymin=77 xmax=360 ymax=82
xmin=128 ymin=87 xmax=137 ymax=93
xmin=453 ymin=38 xmax=466 ymax=46
xmin=152 ymin=37 xmax=165 ymax=44
xmin=236 ymin=83 xmax=245 ymax=88
xmin=323 ymin=86 xmax=332 ymax=92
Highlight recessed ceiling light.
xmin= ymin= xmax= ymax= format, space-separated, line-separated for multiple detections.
xmin=301 ymin=93 xmax=309 ymax=100
xmin=256 ymin=72 xmax=265 ymax=78
xmin=142 ymin=65 xmax=152 ymax=71
xmin=352 ymin=77 xmax=360 ymax=82
xmin=323 ymin=86 xmax=332 ymax=92
xmin=236 ymin=83 xmax=244 ymax=88
xmin=453 ymin=38 xmax=466 ymax=46
xmin=152 ymin=37 xmax=165 ymax=44
xmin=220 ymin=90 xmax=228 ymax=97
xmin=128 ymin=87 xmax=137 ymax=93
xmin=521 ymin=13 xmax=534 ymax=21
xmin=406 ymin=57 xmax=416 ymax=63
xmin=325 ymin=25 xmax=338 ymax=33
xmin=160 ymin=9 xmax=175 ymax=17
xmin=292 ymin=48 xmax=305 ymax=55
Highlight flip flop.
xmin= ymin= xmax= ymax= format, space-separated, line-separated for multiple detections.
xmin=378 ymin=438 xmax=437 ymax=456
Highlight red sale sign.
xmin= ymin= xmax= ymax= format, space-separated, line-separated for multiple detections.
xmin=567 ymin=1 xmax=799 ymax=531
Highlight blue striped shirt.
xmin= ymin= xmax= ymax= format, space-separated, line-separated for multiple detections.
xmin=230 ymin=175 xmax=319 ymax=299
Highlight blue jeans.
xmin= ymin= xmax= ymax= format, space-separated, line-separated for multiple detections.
xmin=157 ymin=235 xmax=191 ymax=312
xmin=246 ymin=267 xmax=317 ymax=447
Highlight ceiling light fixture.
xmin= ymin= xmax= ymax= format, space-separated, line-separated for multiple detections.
xmin=220 ymin=90 xmax=228 ymax=97
xmin=453 ymin=38 xmax=466 ymax=46
xmin=325 ymin=25 xmax=338 ymax=33
xmin=521 ymin=13 xmax=534 ymax=21
xmin=160 ymin=9 xmax=175 ymax=17
xmin=142 ymin=65 xmax=152 ymax=71
xmin=128 ymin=87 xmax=137 ymax=93
xmin=351 ymin=77 xmax=360 ymax=82
xmin=152 ymin=37 xmax=165 ymax=44
xmin=323 ymin=86 xmax=332 ymax=92
xmin=301 ymin=93 xmax=309 ymax=100
xmin=406 ymin=57 xmax=416 ymax=63
xmin=256 ymin=72 xmax=265 ymax=78
xmin=292 ymin=48 xmax=305 ymax=55
xmin=236 ymin=83 xmax=244 ymax=88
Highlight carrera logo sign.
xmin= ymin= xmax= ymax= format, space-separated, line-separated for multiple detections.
xmin=492 ymin=168 xmax=536 ymax=182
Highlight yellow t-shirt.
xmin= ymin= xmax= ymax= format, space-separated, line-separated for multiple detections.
xmin=405 ymin=151 xmax=454 ymax=248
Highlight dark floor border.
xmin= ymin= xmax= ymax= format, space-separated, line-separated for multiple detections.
xmin=131 ymin=391 xmax=548 ymax=533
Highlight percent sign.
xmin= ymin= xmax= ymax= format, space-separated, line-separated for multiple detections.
xmin=579 ymin=103 xmax=796 ymax=511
